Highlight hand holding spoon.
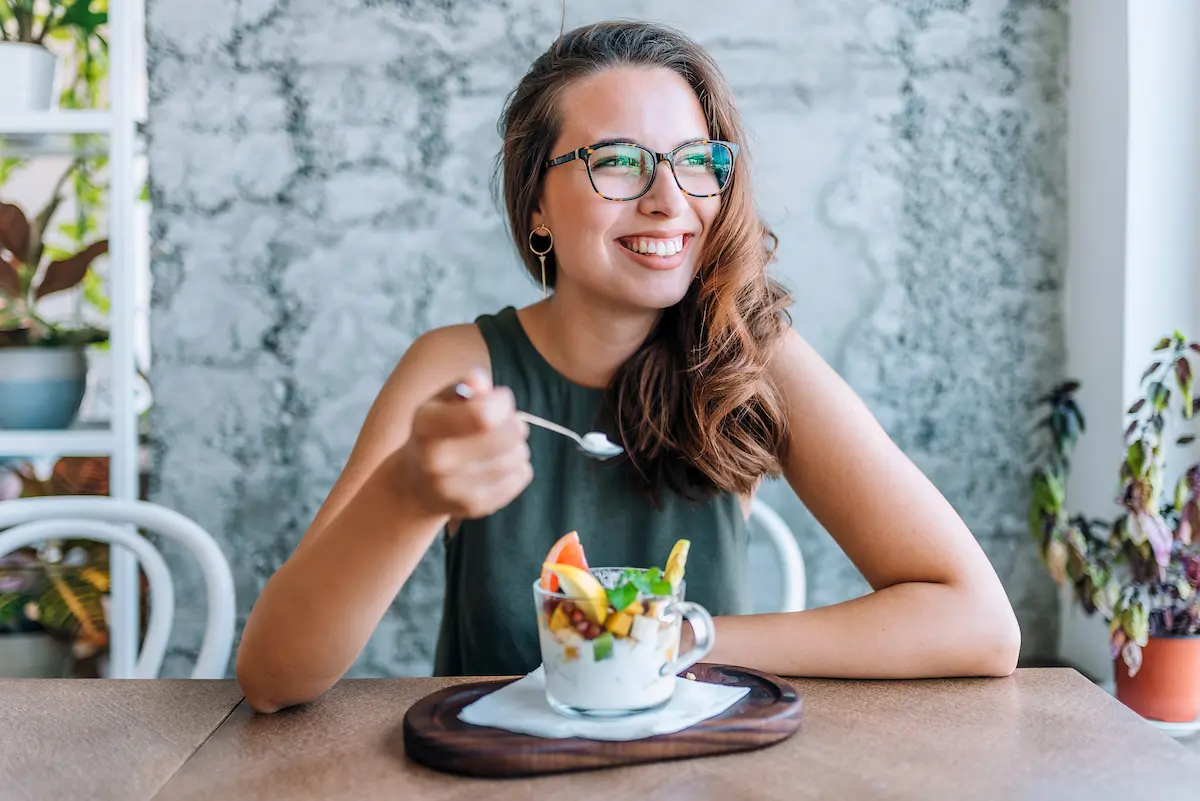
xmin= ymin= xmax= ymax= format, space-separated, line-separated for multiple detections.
xmin=453 ymin=383 xmax=623 ymax=461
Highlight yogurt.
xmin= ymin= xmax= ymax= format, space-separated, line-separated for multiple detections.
xmin=538 ymin=612 xmax=681 ymax=713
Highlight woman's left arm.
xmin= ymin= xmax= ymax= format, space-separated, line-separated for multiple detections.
xmin=706 ymin=328 xmax=1021 ymax=678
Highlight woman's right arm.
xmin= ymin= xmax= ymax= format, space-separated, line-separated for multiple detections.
xmin=235 ymin=325 xmax=532 ymax=713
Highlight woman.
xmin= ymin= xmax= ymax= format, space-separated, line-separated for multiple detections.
xmin=236 ymin=21 xmax=1020 ymax=713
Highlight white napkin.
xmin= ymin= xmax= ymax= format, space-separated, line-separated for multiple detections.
xmin=457 ymin=665 xmax=750 ymax=741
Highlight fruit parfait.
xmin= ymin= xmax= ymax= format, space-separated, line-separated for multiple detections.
xmin=534 ymin=532 xmax=715 ymax=718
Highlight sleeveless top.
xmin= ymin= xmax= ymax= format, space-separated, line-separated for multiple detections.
xmin=432 ymin=307 xmax=750 ymax=676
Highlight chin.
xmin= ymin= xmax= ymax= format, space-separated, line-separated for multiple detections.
xmin=616 ymin=270 xmax=694 ymax=312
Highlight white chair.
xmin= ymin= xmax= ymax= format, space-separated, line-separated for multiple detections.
xmin=748 ymin=497 xmax=806 ymax=613
xmin=0 ymin=497 xmax=235 ymax=679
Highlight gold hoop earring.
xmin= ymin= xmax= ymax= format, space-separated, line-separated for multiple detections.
xmin=529 ymin=225 xmax=553 ymax=298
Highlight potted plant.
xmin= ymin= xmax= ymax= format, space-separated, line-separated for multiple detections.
xmin=0 ymin=163 xmax=108 ymax=430
xmin=0 ymin=0 xmax=107 ymax=114
xmin=1030 ymin=332 xmax=1200 ymax=722
xmin=0 ymin=456 xmax=112 ymax=678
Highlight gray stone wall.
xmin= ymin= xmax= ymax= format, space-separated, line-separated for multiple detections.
xmin=146 ymin=0 xmax=1066 ymax=676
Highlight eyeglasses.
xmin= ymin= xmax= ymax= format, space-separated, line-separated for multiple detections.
xmin=544 ymin=139 xmax=738 ymax=201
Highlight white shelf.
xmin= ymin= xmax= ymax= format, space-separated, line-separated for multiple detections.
xmin=0 ymin=110 xmax=114 ymax=135
xmin=0 ymin=426 xmax=115 ymax=458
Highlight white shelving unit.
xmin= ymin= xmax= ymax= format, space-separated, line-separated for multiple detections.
xmin=0 ymin=1 xmax=146 ymax=678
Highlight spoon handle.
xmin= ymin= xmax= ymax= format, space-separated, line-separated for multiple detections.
xmin=516 ymin=411 xmax=583 ymax=445
xmin=455 ymin=382 xmax=584 ymax=446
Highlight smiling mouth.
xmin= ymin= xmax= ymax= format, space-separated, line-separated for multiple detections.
xmin=617 ymin=234 xmax=689 ymax=258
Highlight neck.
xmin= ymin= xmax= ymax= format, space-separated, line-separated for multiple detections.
xmin=521 ymin=286 xmax=660 ymax=389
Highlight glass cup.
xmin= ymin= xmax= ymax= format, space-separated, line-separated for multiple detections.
xmin=533 ymin=566 xmax=715 ymax=718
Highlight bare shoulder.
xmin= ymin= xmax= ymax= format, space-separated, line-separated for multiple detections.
xmin=393 ymin=322 xmax=491 ymax=385
xmin=766 ymin=326 xmax=852 ymax=406
xmin=297 ymin=321 xmax=491 ymax=547
xmin=765 ymin=325 xmax=894 ymax=465
xmin=371 ymin=322 xmax=492 ymax=429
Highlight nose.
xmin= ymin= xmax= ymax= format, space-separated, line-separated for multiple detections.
xmin=636 ymin=157 xmax=689 ymax=218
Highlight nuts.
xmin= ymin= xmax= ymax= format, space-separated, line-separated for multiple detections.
xmin=685 ymin=672 xmax=697 ymax=681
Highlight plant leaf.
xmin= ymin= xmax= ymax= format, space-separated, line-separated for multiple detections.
xmin=1152 ymin=383 xmax=1171 ymax=412
xmin=1128 ymin=398 xmax=1146 ymax=415
xmin=605 ymin=582 xmax=637 ymax=612
xmin=0 ymin=257 xmax=20 ymax=297
xmin=1154 ymin=337 xmax=1172 ymax=351
xmin=0 ymin=202 xmax=31 ymax=263
xmin=34 ymin=240 xmax=108 ymax=299
xmin=1179 ymin=435 xmax=1197 ymax=446
xmin=1142 ymin=362 xmax=1162 ymax=383
xmin=1177 ymin=357 xmax=1193 ymax=391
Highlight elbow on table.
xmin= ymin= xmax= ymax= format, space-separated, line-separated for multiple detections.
xmin=235 ymin=645 xmax=328 ymax=715
xmin=976 ymin=604 xmax=1022 ymax=678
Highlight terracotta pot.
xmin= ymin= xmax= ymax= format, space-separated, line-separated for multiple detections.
xmin=1114 ymin=635 xmax=1200 ymax=722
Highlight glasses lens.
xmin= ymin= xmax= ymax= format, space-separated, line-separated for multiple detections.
xmin=672 ymin=142 xmax=734 ymax=196
xmin=587 ymin=144 xmax=654 ymax=199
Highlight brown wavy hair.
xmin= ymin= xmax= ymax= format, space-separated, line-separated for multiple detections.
xmin=498 ymin=20 xmax=792 ymax=499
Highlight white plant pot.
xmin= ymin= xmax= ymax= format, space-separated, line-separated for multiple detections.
xmin=0 ymin=346 xmax=89 ymax=430
xmin=0 ymin=632 xmax=73 ymax=678
xmin=0 ymin=42 xmax=60 ymax=114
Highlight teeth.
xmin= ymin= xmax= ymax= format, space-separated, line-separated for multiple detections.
xmin=622 ymin=236 xmax=684 ymax=256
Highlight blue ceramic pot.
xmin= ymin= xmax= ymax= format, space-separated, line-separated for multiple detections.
xmin=0 ymin=346 xmax=88 ymax=430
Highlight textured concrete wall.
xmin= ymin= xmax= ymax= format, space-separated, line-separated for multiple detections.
xmin=146 ymin=0 xmax=1066 ymax=676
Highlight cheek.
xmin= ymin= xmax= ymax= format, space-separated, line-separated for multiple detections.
xmin=693 ymin=197 xmax=722 ymax=235
xmin=546 ymin=193 xmax=623 ymax=260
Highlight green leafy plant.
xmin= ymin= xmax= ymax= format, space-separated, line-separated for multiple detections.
xmin=0 ymin=161 xmax=109 ymax=347
xmin=0 ymin=1 xmax=107 ymax=48
xmin=0 ymin=456 xmax=114 ymax=658
xmin=1 ymin=2 xmax=112 ymax=331
xmin=1030 ymin=332 xmax=1200 ymax=677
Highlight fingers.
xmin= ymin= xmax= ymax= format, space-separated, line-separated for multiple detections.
xmin=415 ymin=382 xmax=517 ymax=441
xmin=421 ymin=416 xmax=530 ymax=477
xmin=406 ymin=367 xmax=534 ymax=519
xmin=455 ymin=453 xmax=536 ymax=519
xmin=438 ymin=366 xmax=492 ymax=401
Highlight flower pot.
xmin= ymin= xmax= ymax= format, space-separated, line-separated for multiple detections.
xmin=1114 ymin=635 xmax=1200 ymax=722
xmin=0 ymin=42 xmax=59 ymax=113
xmin=0 ymin=632 xmax=73 ymax=678
xmin=0 ymin=346 xmax=89 ymax=430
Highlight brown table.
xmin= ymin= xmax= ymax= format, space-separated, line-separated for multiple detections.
xmin=3 ymin=669 xmax=1199 ymax=800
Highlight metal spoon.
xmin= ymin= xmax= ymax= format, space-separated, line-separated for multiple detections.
xmin=454 ymin=383 xmax=623 ymax=461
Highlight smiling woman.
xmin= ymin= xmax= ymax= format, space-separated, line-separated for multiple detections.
xmin=234 ymin=20 xmax=1021 ymax=714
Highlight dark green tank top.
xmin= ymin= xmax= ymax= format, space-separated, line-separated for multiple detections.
xmin=432 ymin=307 xmax=749 ymax=676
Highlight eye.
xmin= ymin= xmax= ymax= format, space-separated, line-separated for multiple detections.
xmin=594 ymin=154 xmax=642 ymax=169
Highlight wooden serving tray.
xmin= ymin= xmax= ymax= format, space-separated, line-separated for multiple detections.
xmin=402 ymin=663 xmax=803 ymax=778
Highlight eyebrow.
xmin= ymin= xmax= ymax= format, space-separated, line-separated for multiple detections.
xmin=592 ymin=136 xmax=710 ymax=149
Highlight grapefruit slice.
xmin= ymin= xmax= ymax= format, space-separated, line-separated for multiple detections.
xmin=540 ymin=530 xmax=590 ymax=592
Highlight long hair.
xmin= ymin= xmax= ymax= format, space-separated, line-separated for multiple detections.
xmin=498 ymin=20 xmax=792 ymax=499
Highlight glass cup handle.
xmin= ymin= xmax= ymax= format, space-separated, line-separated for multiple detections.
xmin=660 ymin=600 xmax=715 ymax=677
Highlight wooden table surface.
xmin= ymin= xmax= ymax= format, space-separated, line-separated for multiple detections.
xmin=3 ymin=669 xmax=1198 ymax=800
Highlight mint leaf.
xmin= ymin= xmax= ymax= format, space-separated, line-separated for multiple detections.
xmin=624 ymin=569 xmax=652 ymax=594
xmin=593 ymin=631 xmax=614 ymax=661
xmin=606 ymin=582 xmax=638 ymax=611
xmin=649 ymin=579 xmax=672 ymax=596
